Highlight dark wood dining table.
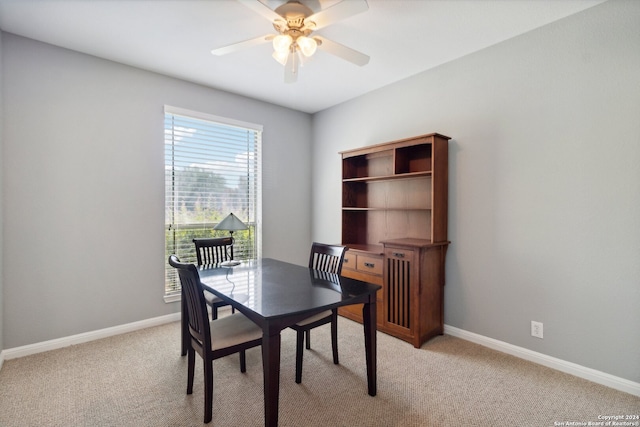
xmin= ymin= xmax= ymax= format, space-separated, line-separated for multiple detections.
xmin=195 ymin=257 xmax=381 ymax=427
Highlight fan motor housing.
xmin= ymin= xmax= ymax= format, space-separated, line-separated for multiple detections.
xmin=275 ymin=1 xmax=313 ymax=29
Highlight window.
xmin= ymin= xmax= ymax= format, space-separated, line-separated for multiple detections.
xmin=164 ymin=106 xmax=262 ymax=298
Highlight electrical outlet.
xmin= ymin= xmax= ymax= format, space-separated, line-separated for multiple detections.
xmin=531 ymin=321 xmax=543 ymax=339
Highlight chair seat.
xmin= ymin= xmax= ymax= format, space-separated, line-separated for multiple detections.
xmin=210 ymin=314 xmax=262 ymax=351
xmin=296 ymin=310 xmax=332 ymax=327
xmin=204 ymin=290 xmax=249 ymax=306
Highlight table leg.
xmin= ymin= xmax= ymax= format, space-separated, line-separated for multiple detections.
xmin=262 ymin=330 xmax=281 ymax=427
xmin=362 ymin=300 xmax=377 ymax=396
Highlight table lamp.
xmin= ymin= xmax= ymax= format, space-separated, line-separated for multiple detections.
xmin=214 ymin=213 xmax=248 ymax=265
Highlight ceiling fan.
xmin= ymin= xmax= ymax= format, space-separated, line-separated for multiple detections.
xmin=211 ymin=0 xmax=370 ymax=83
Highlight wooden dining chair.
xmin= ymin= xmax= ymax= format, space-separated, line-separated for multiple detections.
xmin=169 ymin=255 xmax=263 ymax=424
xmin=193 ymin=237 xmax=241 ymax=320
xmin=194 ymin=237 xmax=234 ymax=266
xmin=290 ymin=242 xmax=347 ymax=383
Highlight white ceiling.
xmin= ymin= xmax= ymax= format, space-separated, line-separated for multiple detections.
xmin=0 ymin=0 xmax=606 ymax=113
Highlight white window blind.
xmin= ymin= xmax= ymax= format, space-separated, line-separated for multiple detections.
xmin=164 ymin=106 xmax=262 ymax=297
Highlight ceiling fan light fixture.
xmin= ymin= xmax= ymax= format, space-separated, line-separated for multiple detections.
xmin=272 ymin=49 xmax=290 ymax=66
xmin=216 ymin=0 xmax=370 ymax=83
xmin=272 ymin=34 xmax=293 ymax=53
xmin=297 ymin=36 xmax=317 ymax=57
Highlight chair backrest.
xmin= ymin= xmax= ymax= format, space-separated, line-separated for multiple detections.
xmin=308 ymin=242 xmax=347 ymax=275
xmin=193 ymin=237 xmax=233 ymax=265
xmin=168 ymin=255 xmax=211 ymax=350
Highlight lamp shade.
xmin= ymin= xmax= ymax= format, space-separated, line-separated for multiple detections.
xmin=272 ymin=49 xmax=289 ymax=66
xmin=297 ymin=36 xmax=317 ymax=57
xmin=272 ymin=34 xmax=293 ymax=54
xmin=214 ymin=213 xmax=248 ymax=232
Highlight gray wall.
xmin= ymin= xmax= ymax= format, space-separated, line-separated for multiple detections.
xmin=0 ymin=29 xmax=4 ymax=353
xmin=2 ymin=34 xmax=312 ymax=348
xmin=312 ymin=0 xmax=640 ymax=383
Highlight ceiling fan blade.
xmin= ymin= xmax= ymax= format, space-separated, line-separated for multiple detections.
xmin=236 ymin=0 xmax=283 ymax=23
xmin=211 ymin=35 xmax=273 ymax=56
xmin=305 ymin=0 xmax=368 ymax=30
xmin=315 ymin=36 xmax=369 ymax=66
xmin=284 ymin=52 xmax=298 ymax=84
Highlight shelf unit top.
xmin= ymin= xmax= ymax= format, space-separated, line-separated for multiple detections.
xmin=340 ymin=133 xmax=451 ymax=159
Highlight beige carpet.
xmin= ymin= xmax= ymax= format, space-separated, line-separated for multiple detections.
xmin=0 ymin=316 xmax=637 ymax=426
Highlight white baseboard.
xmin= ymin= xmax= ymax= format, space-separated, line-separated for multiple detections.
xmin=2 ymin=312 xmax=181 ymax=360
xmin=444 ymin=324 xmax=640 ymax=397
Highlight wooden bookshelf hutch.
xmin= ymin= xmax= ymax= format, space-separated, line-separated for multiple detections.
xmin=338 ymin=133 xmax=450 ymax=348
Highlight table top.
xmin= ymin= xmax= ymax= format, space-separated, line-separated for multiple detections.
xmin=198 ymin=258 xmax=381 ymax=321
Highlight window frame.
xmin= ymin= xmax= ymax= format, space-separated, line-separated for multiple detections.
xmin=163 ymin=105 xmax=262 ymax=302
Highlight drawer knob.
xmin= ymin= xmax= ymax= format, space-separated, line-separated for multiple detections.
xmin=392 ymin=252 xmax=405 ymax=258
xmin=364 ymin=262 xmax=375 ymax=268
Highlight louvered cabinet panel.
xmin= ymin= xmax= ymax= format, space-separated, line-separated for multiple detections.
xmin=385 ymin=249 xmax=415 ymax=332
xmin=382 ymin=239 xmax=448 ymax=348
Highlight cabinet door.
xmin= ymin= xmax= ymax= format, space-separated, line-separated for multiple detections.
xmin=383 ymin=247 xmax=418 ymax=339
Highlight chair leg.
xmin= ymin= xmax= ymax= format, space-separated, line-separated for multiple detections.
xmin=331 ymin=310 xmax=339 ymax=365
xmin=187 ymin=347 xmax=195 ymax=394
xmin=305 ymin=330 xmax=311 ymax=350
xmin=180 ymin=290 xmax=191 ymax=356
xmin=239 ymin=350 xmax=247 ymax=373
xmin=203 ymin=359 xmax=213 ymax=424
xmin=181 ymin=299 xmax=188 ymax=356
xmin=295 ymin=330 xmax=305 ymax=384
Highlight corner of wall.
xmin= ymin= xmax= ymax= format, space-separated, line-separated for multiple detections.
xmin=0 ymin=29 xmax=5 ymax=355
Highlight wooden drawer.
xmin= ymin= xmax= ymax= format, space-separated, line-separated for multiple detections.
xmin=340 ymin=250 xmax=384 ymax=323
xmin=356 ymin=254 xmax=382 ymax=275
xmin=343 ymin=252 xmax=383 ymax=276
xmin=343 ymin=252 xmax=357 ymax=271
